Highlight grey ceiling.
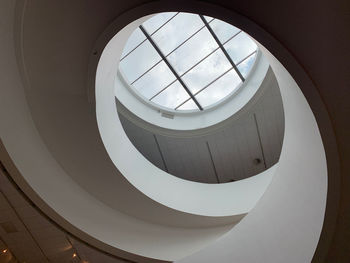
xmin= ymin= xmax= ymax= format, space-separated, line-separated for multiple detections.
xmin=0 ymin=165 xmax=130 ymax=263
xmin=118 ymin=67 xmax=284 ymax=184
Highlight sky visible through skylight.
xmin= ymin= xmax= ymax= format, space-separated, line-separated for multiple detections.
xmin=119 ymin=12 xmax=258 ymax=111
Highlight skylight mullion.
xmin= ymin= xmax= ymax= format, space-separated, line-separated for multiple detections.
xmin=174 ymin=97 xmax=191 ymax=110
xmin=193 ymin=66 xmax=235 ymax=97
xmin=149 ymin=12 xmax=179 ymax=36
xmin=119 ymin=39 xmax=162 ymax=83
xmin=121 ymin=13 xmax=179 ymax=61
xmin=120 ymin=39 xmax=147 ymax=61
xmin=199 ymin=14 xmax=245 ymax=82
xmin=151 ymin=81 xmax=193 ymax=110
xmin=130 ymin=59 xmax=162 ymax=85
xmin=172 ymin=31 xmax=241 ymax=80
xmin=151 ymin=13 xmax=205 ymax=55
xmin=236 ymin=51 xmax=258 ymax=78
xmin=139 ymin=24 xmax=203 ymax=110
xmin=176 ymin=99 xmax=199 ymax=111
xmin=179 ymin=47 xmax=219 ymax=77
xmin=195 ymin=69 xmax=242 ymax=108
xmin=236 ymin=50 xmax=257 ymax=66
xmin=164 ymin=17 xmax=215 ymax=57
xmin=164 ymin=25 xmax=206 ymax=57
xmin=149 ymin=79 xmax=177 ymax=101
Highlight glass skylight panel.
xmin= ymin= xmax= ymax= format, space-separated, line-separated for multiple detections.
xmin=224 ymin=32 xmax=257 ymax=64
xmin=182 ymin=49 xmax=232 ymax=94
xmin=132 ymin=61 xmax=176 ymax=99
xmin=167 ymin=27 xmax=219 ymax=75
xmin=142 ymin=12 xmax=177 ymax=35
xmin=208 ymin=19 xmax=240 ymax=44
xmin=119 ymin=12 xmax=260 ymax=112
xmin=119 ymin=40 xmax=161 ymax=83
xmin=120 ymin=28 xmax=146 ymax=59
xmin=237 ymin=52 xmax=257 ymax=78
xmin=151 ymin=13 xmax=204 ymax=55
xmin=195 ymin=69 xmax=242 ymax=108
xmin=151 ymin=81 xmax=190 ymax=109
xmin=176 ymin=99 xmax=198 ymax=110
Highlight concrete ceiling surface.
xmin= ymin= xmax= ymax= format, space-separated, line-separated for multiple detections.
xmin=0 ymin=166 xmax=130 ymax=263
xmin=0 ymin=0 xmax=348 ymax=262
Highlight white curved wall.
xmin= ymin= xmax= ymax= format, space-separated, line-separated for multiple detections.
xmin=0 ymin=1 xmax=241 ymax=262
xmin=177 ymin=42 xmax=327 ymax=263
xmin=96 ymin=16 xmax=276 ymax=217
xmin=0 ymin=1 xmax=328 ymax=263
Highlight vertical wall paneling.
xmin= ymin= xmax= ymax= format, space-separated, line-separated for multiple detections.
xmin=117 ymin=74 xmax=284 ymax=183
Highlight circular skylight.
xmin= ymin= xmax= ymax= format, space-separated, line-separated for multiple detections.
xmin=119 ymin=12 xmax=258 ymax=111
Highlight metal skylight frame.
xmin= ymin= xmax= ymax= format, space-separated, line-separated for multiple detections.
xmin=120 ymin=12 xmax=179 ymax=61
xmin=139 ymin=24 xmax=204 ymax=110
xmin=175 ymin=50 xmax=257 ymax=109
xmin=199 ymin=15 xmax=245 ymax=82
xmin=120 ymin=12 xmax=258 ymax=111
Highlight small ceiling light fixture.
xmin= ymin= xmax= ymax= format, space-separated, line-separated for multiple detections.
xmin=253 ymin=158 xmax=262 ymax=165
xmin=72 ymin=252 xmax=77 ymax=258
xmin=2 ymin=249 xmax=7 ymax=253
